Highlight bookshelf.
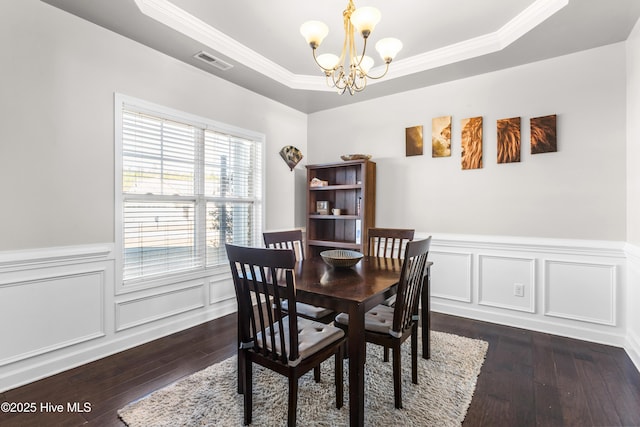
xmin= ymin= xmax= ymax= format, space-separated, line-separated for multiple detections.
xmin=305 ymin=159 xmax=376 ymax=257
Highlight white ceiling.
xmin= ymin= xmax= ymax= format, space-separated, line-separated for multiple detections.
xmin=41 ymin=0 xmax=640 ymax=113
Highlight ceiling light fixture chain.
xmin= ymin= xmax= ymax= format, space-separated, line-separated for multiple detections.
xmin=301 ymin=0 xmax=402 ymax=95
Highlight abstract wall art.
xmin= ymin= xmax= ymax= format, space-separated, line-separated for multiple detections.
xmin=432 ymin=116 xmax=452 ymax=157
xmin=497 ymin=117 xmax=521 ymax=164
xmin=405 ymin=125 xmax=423 ymax=156
xmin=461 ymin=117 xmax=483 ymax=170
xmin=530 ymin=114 xmax=557 ymax=154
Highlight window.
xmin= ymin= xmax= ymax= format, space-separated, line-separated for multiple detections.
xmin=115 ymin=94 xmax=263 ymax=286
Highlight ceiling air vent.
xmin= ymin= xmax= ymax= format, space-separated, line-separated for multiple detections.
xmin=193 ymin=51 xmax=233 ymax=71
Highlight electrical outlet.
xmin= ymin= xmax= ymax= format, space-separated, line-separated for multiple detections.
xmin=514 ymin=283 xmax=524 ymax=297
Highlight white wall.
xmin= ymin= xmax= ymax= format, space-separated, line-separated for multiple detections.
xmin=308 ymin=44 xmax=627 ymax=241
xmin=0 ymin=0 xmax=307 ymax=391
xmin=625 ymin=17 xmax=640 ymax=371
xmin=307 ymin=43 xmax=635 ymax=364
xmin=0 ymin=0 xmax=307 ymax=251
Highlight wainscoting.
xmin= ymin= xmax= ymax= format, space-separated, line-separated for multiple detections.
xmin=0 ymin=245 xmax=236 ymax=392
xmin=425 ymin=233 xmax=639 ymax=372
xmin=1 ymin=235 xmax=638 ymax=392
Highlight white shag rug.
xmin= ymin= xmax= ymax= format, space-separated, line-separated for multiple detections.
xmin=118 ymin=331 xmax=488 ymax=426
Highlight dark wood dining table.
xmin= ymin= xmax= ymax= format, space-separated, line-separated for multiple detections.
xmin=292 ymin=255 xmax=433 ymax=427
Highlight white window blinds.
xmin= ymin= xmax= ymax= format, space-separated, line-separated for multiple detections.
xmin=118 ymin=98 xmax=262 ymax=284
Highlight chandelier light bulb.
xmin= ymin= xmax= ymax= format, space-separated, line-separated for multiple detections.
xmin=350 ymin=6 xmax=381 ymax=38
xmin=355 ymin=55 xmax=375 ymax=74
xmin=375 ymin=37 xmax=403 ymax=62
xmin=300 ymin=20 xmax=329 ymax=49
xmin=317 ymin=53 xmax=340 ymax=71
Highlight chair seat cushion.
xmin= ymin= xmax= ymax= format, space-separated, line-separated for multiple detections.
xmin=256 ymin=316 xmax=344 ymax=366
xmin=335 ymin=304 xmax=395 ymax=335
xmin=281 ymin=300 xmax=333 ymax=319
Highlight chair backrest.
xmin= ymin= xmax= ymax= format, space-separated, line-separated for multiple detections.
xmin=391 ymin=237 xmax=432 ymax=336
xmin=263 ymin=229 xmax=305 ymax=261
xmin=226 ymin=243 xmax=300 ymax=365
xmin=367 ymin=228 xmax=415 ymax=259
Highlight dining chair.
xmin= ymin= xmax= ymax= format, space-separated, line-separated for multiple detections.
xmin=335 ymin=236 xmax=432 ymax=409
xmin=263 ymin=230 xmax=335 ymax=323
xmin=367 ymin=227 xmax=415 ymax=260
xmin=226 ymin=243 xmax=345 ymax=426
xmin=367 ymin=227 xmax=415 ymax=361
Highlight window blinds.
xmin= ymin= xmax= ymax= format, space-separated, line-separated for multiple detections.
xmin=121 ymin=109 xmax=261 ymax=283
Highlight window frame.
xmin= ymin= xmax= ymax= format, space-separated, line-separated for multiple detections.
xmin=114 ymin=93 xmax=265 ymax=293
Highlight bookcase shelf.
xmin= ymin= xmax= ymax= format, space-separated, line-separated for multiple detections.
xmin=305 ymin=160 xmax=376 ymax=257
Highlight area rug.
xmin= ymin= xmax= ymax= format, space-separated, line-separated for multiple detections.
xmin=118 ymin=331 xmax=488 ymax=426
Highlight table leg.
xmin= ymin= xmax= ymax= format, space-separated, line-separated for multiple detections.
xmin=421 ymin=267 xmax=431 ymax=359
xmin=348 ymin=303 xmax=366 ymax=427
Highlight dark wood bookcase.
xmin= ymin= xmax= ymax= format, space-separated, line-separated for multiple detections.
xmin=305 ymin=159 xmax=376 ymax=257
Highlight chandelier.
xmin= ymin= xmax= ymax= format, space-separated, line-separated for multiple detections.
xmin=300 ymin=0 xmax=402 ymax=95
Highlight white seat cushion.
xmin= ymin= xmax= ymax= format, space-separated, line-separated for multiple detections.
xmin=281 ymin=300 xmax=333 ymax=319
xmin=256 ymin=316 xmax=344 ymax=366
xmin=335 ymin=304 xmax=395 ymax=335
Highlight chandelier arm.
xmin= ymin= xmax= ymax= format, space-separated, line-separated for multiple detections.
xmin=353 ymin=36 xmax=369 ymax=71
xmin=333 ymin=67 xmax=347 ymax=90
xmin=360 ymin=61 xmax=391 ymax=80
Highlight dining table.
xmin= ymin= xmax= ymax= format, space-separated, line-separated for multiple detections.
xmin=292 ymin=255 xmax=433 ymax=427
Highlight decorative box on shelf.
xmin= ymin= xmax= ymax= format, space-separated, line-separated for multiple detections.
xmin=310 ymin=177 xmax=329 ymax=187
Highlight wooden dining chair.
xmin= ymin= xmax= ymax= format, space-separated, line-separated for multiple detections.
xmin=367 ymin=227 xmax=415 ymax=260
xmin=226 ymin=243 xmax=345 ymax=426
xmin=335 ymin=237 xmax=431 ymax=409
xmin=264 ymin=230 xmax=335 ymax=324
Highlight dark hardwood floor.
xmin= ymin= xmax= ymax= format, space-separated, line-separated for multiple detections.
xmin=2 ymin=312 xmax=639 ymax=426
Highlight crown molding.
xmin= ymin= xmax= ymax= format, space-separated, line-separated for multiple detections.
xmin=134 ymin=0 xmax=568 ymax=92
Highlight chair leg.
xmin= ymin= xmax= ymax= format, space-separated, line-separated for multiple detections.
xmin=383 ymin=346 xmax=389 ymax=362
xmin=393 ymin=344 xmax=402 ymax=409
xmin=314 ymin=365 xmax=321 ymax=383
xmin=411 ymin=324 xmax=418 ymax=384
xmin=288 ymin=376 xmax=298 ymax=427
xmin=244 ymin=358 xmax=252 ymax=425
xmin=335 ymin=346 xmax=344 ymax=409
xmin=237 ymin=351 xmax=245 ymax=394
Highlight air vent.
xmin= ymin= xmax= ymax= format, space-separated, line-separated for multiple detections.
xmin=193 ymin=51 xmax=233 ymax=71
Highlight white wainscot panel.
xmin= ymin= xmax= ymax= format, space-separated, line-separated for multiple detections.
xmin=544 ymin=260 xmax=616 ymax=326
xmin=479 ymin=255 xmax=535 ymax=313
xmin=208 ymin=273 xmax=235 ymax=305
xmin=0 ymin=269 xmax=105 ymax=366
xmin=116 ymin=283 xmax=205 ymax=331
xmin=430 ymin=251 xmax=472 ymax=302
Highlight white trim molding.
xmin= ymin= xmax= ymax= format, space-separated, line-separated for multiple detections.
xmin=133 ymin=0 xmax=569 ymax=91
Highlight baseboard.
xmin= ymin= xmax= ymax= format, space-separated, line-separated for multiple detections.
xmin=431 ymin=301 xmax=627 ymax=349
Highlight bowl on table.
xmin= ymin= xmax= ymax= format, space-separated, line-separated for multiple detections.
xmin=320 ymin=250 xmax=364 ymax=268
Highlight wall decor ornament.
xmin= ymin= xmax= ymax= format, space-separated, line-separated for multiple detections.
xmin=461 ymin=117 xmax=483 ymax=170
xmin=405 ymin=125 xmax=423 ymax=156
xmin=530 ymin=114 xmax=557 ymax=154
xmin=432 ymin=116 xmax=452 ymax=157
xmin=497 ymin=117 xmax=521 ymax=163
xmin=279 ymin=145 xmax=303 ymax=170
